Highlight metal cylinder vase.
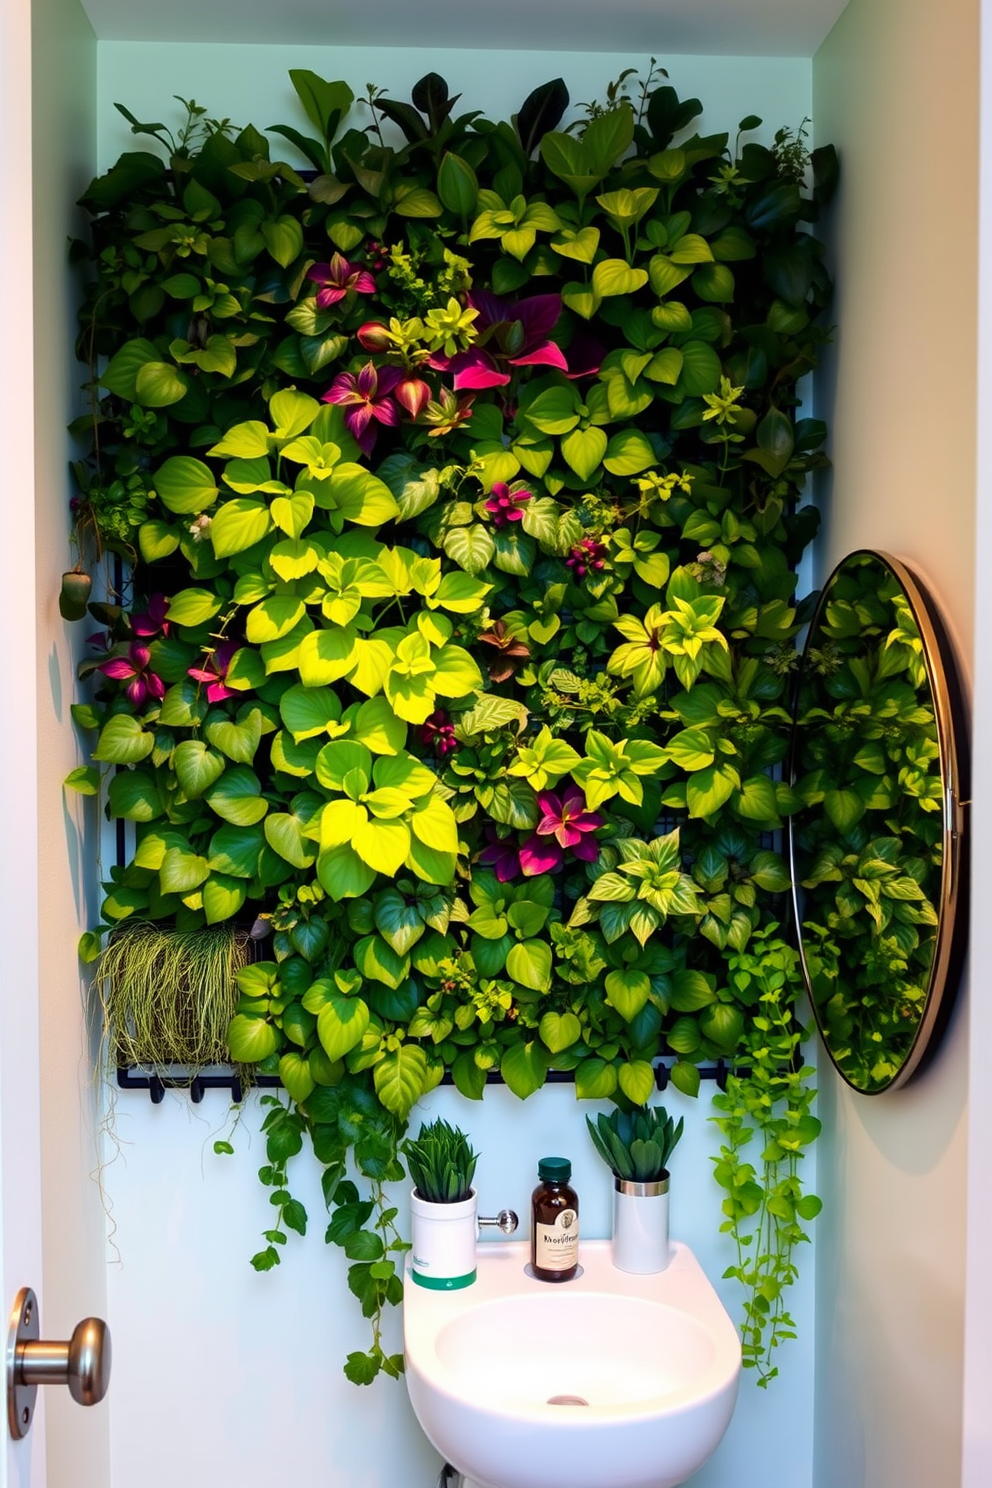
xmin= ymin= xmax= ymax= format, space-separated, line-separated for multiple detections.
xmin=612 ymin=1176 xmax=670 ymax=1274
xmin=410 ymin=1189 xmax=478 ymax=1291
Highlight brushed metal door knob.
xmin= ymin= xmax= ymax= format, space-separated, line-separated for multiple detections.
xmin=6 ymin=1288 xmax=112 ymax=1438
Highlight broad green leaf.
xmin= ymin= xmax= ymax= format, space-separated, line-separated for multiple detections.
xmin=279 ymin=1051 xmax=316 ymax=1104
xmin=64 ymin=765 xmax=100 ymax=796
xmin=666 ymin=727 xmax=715 ymax=771
xmin=203 ymin=873 xmax=247 ymax=924
xmin=270 ymin=388 xmax=320 ymax=439
xmin=605 ymin=969 xmax=651 ymax=1020
xmin=692 ymin=262 xmax=735 ymax=302
xmin=670 ymin=969 xmax=717 ymax=1011
xmin=167 ymin=588 xmax=223 ymax=628
xmin=280 ymin=683 xmax=342 ymax=741
xmin=355 ymin=934 xmax=410 ymax=989
xmin=506 ymin=939 xmax=552 ymax=993
xmin=318 ymin=464 xmax=400 ymax=526
xmin=574 ymin=1057 xmax=618 ymax=1100
xmin=670 ymin=1060 xmax=700 ymax=1097
xmin=317 ymin=844 xmax=377 ymax=899
xmin=208 ymin=421 xmax=270 ymax=459
xmin=317 ymin=993 xmax=370 ymax=1061
xmin=374 ymin=1045 xmax=429 ymax=1117
xmin=591 ymin=259 xmax=648 ymax=297
xmin=550 ymin=226 xmax=600 ymax=263
xmin=298 ymin=627 xmax=357 ymax=686
xmin=669 ymin=232 xmax=713 ymax=264
xmin=227 ymin=1014 xmax=280 ymax=1063
xmin=394 ymin=187 xmax=443 ymax=218
xmin=618 ymin=1061 xmax=656 ymax=1106
xmin=101 ymin=338 xmax=158 ymax=399
xmin=678 ymin=341 xmax=723 ymax=396
xmin=824 ymin=788 xmax=865 ymax=833
xmin=561 ymin=426 xmax=607 ymax=481
xmin=205 ymin=766 xmax=268 ymax=825
xmin=428 ymin=571 xmax=491 ymax=614
xmin=271 ymin=492 xmax=316 ymax=538
xmin=135 ymin=361 xmax=189 ymax=408
xmin=208 ymin=823 xmax=265 ymax=878
xmin=210 ymin=499 xmax=272 ymax=558
xmin=523 ymin=384 xmax=581 ymax=436
xmin=205 ymin=709 xmax=263 ymax=763
xmin=410 ymin=797 xmax=459 ymax=854
xmin=500 ymin=1041 xmax=550 ymax=1099
xmin=350 ymin=696 xmax=407 ymax=755
xmin=106 ymin=769 xmax=162 ymax=820
xmin=437 ymin=151 xmax=479 ymax=216
xmin=93 ymin=715 xmax=155 ymax=765
xmin=603 ymin=429 xmax=656 ymax=475
xmin=159 ymin=846 xmax=210 ymax=894
xmin=264 ymin=812 xmax=317 ymax=869
xmin=155 ymin=456 xmax=219 ymax=514
xmin=686 ymin=763 xmax=738 ymax=818
xmin=246 ymin=596 xmax=306 ymax=644
xmin=583 ymin=106 xmax=635 ymax=175
xmin=138 ymin=519 xmax=180 ymax=563
xmin=539 ymin=1011 xmax=582 ymax=1053
xmin=374 ymin=889 xmax=425 ymax=955
xmin=443 ymin=524 xmax=496 ymax=576
xmin=261 ymin=215 xmax=304 ymax=268
xmin=173 ymin=740 xmax=226 ymax=797
xmin=353 ymin=817 xmax=410 ymax=875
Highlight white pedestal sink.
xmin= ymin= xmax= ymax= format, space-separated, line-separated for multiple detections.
xmin=404 ymin=1238 xmax=741 ymax=1488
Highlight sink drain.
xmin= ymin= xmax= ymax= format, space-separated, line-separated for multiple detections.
xmin=547 ymin=1395 xmax=589 ymax=1407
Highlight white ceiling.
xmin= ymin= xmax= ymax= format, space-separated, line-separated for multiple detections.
xmin=78 ymin=0 xmax=850 ymax=56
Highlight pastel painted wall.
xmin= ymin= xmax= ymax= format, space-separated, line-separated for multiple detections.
xmin=31 ymin=0 xmax=110 ymax=1483
xmin=812 ymin=2 xmax=978 ymax=1485
xmin=962 ymin=2 xmax=992 ymax=1479
xmin=92 ymin=45 xmax=817 ymax=1488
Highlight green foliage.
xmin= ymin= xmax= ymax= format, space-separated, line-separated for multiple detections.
xmin=710 ymin=927 xmax=821 ymax=1387
xmin=402 ymin=1116 xmax=479 ymax=1202
xmin=586 ymin=1103 xmax=683 ymax=1181
xmin=71 ymin=64 xmax=834 ymax=1384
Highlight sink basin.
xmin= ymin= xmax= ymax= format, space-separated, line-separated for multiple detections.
xmin=404 ymin=1239 xmax=741 ymax=1488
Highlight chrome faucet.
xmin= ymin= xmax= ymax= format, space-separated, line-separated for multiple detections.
xmin=477 ymin=1209 xmax=519 ymax=1235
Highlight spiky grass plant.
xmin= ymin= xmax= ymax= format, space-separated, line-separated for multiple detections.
xmin=402 ymin=1118 xmax=479 ymax=1203
xmin=586 ymin=1105 xmax=684 ymax=1183
xmin=97 ymin=922 xmax=250 ymax=1067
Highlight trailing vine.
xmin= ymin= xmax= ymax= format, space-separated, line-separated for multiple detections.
xmin=710 ymin=927 xmax=820 ymax=1386
xmin=66 ymin=63 xmax=836 ymax=1384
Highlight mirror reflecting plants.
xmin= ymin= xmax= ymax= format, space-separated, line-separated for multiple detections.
xmin=789 ymin=551 xmax=967 ymax=1093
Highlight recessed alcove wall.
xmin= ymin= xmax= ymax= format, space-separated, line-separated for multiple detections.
xmin=813 ymin=3 xmax=977 ymax=1486
xmin=93 ymin=44 xmax=817 ymax=1488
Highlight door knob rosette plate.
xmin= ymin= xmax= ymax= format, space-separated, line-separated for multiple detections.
xmin=6 ymin=1287 xmax=111 ymax=1439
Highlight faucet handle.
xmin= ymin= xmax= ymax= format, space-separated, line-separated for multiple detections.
xmin=478 ymin=1209 xmax=519 ymax=1235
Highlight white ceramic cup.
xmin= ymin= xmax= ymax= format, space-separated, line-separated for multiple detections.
xmin=410 ymin=1188 xmax=478 ymax=1291
xmin=612 ymin=1176 xmax=670 ymax=1274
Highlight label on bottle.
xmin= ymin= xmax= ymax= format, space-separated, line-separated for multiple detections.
xmin=535 ymin=1208 xmax=578 ymax=1272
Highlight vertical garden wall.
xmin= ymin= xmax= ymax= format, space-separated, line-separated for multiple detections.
xmin=68 ymin=63 xmax=833 ymax=1389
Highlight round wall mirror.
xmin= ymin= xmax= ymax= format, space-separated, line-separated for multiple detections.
xmin=788 ymin=550 xmax=968 ymax=1094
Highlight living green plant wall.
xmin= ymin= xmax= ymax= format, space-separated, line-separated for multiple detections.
xmin=68 ymin=65 xmax=833 ymax=1386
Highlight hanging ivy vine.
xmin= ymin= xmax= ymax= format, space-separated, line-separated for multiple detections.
xmin=67 ymin=63 xmax=836 ymax=1387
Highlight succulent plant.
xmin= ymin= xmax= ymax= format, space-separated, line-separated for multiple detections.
xmin=402 ymin=1118 xmax=479 ymax=1204
xmin=586 ymin=1105 xmax=684 ymax=1183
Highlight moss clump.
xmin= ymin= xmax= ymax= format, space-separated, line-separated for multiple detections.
xmin=98 ymin=923 xmax=249 ymax=1067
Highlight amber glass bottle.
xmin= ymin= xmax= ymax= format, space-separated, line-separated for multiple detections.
xmin=530 ymin=1157 xmax=579 ymax=1282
